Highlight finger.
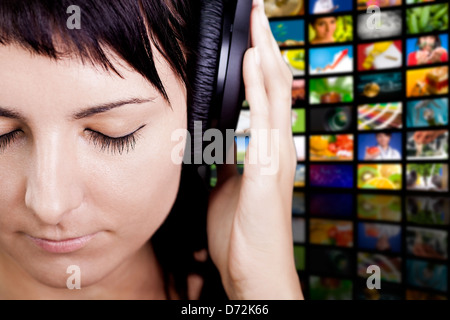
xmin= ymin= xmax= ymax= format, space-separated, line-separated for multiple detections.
xmin=243 ymin=47 xmax=270 ymax=131
xmin=251 ymin=4 xmax=293 ymax=92
xmin=242 ymin=50 xmax=295 ymax=182
xmin=414 ymin=132 xmax=424 ymax=143
xmin=241 ymin=47 xmax=275 ymax=178
xmin=253 ymin=3 xmax=292 ymax=79
xmin=422 ymin=132 xmax=432 ymax=144
xmin=250 ymin=3 xmax=293 ymax=132
xmin=193 ymin=249 xmax=208 ymax=263
xmin=256 ymin=13 xmax=293 ymax=141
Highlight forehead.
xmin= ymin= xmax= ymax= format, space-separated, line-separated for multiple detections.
xmin=0 ymin=44 xmax=185 ymax=117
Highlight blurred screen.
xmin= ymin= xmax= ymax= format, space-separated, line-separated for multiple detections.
xmin=357 ymin=164 xmax=402 ymax=190
xmin=255 ymin=0 xmax=450 ymax=300
xmin=310 ymin=106 xmax=353 ymax=132
xmin=310 ymin=134 xmax=354 ymax=161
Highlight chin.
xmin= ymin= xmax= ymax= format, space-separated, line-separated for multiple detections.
xmin=26 ymin=257 xmax=110 ymax=289
xmin=2 ymin=241 xmax=119 ymax=291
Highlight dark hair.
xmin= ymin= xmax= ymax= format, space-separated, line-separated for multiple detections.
xmin=0 ymin=0 xmax=224 ymax=300
xmin=311 ymin=15 xmax=337 ymax=26
xmin=416 ymin=35 xmax=442 ymax=49
xmin=376 ymin=132 xmax=392 ymax=138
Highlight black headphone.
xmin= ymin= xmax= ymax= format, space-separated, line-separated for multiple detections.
xmin=188 ymin=0 xmax=252 ymax=165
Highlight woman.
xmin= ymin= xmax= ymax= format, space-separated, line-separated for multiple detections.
xmin=407 ymin=35 xmax=448 ymax=66
xmin=364 ymin=132 xmax=401 ymax=160
xmin=310 ymin=16 xmax=337 ymax=45
xmin=0 ymin=0 xmax=302 ymax=299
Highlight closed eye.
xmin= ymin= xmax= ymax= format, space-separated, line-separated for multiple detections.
xmin=85 ymin=125 xmax=146 ymax=155
xmin=0 ymin=130 xmax=23 ymax=153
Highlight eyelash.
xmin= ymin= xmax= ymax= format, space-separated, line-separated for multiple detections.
xmin=0 ymin=130 xmax=22 ymax=153
xmin=86 ymin=126 xmax=144 ymax=155
xmin=0 ymin=127 xmax=144 ymax=155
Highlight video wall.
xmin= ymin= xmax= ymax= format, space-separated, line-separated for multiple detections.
xmin=228 ymin=0 xmax=449 ymax=300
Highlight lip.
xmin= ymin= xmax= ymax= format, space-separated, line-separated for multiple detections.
xmin=26 ymin=233 xmax=97 ymax=254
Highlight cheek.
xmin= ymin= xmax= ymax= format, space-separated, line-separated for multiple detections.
xmin=81 ymin=108 xmax=186 ymax=242
xmin=0 ymin=157 xmax=28 ymax=232
xmin=86 ymin=149 xmax=181 ymax=238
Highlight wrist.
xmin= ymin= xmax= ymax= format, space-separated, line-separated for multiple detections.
xmin=223 ymin=266 xmax=303 ymax=300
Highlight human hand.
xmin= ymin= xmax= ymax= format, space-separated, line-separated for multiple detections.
xmin=364 ymin=146 xmax=380 ymax=160
xmin=416 ymin=50 xmax=429 ymax=65
xmin=427 ymin=47 xmax=447 ymax=63
xmin=206 ymin=0 xmax=303 ymax=300
xmin=413 ymin=243 xmax=443 ymax=259
xmin=413 ymin=130 xmax=447 ymax=145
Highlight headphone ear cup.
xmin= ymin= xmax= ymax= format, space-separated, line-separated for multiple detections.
xmin=188 ymin=0 xmax=224 ymax=164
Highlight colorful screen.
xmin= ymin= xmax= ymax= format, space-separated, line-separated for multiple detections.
xmin=227 ymin=0 xmax=450 ymax=300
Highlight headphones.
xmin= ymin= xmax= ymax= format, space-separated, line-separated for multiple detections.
xmin=188 ymin=0 xmax=252 ymax=165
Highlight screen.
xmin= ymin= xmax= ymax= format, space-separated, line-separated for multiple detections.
xmin=227 ymin=0 xmax=450 ymax=300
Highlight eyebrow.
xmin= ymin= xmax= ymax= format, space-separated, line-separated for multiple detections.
xmin=0 ymin=107 xmax=25 ymax=120
xmin=0 ymin=97 xmax=156 ymax=121
xmin=72 ymin=97 xmax=157 ymax=120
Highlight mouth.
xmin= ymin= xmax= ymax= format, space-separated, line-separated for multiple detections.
xmin=25 ymin=233 xmax=98 ymax=254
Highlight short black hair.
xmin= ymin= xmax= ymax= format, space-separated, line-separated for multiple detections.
xmin=310 ymin=15 xmax=337 ymax=26
xmin=416 ymin=35 xmax=442 ymax=49
xmin=376 ymin=132 xmax=392 ymax=138
xmin=0 ymin=0 xmax=196 ymax=106
xmin=0 ymin=0 xmax=222 ymax=300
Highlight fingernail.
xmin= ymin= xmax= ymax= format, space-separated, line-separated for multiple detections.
xmin=254 ymin=47 xmax=260 ymax=66
xmin=258 ymin=0 xmax=264 ymax=7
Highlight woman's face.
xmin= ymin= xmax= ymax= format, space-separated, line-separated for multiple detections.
xmin=313 ymin=17 xmax=337 ymax=41
xmin=0 ymin=44 xmax=187 ymax=289
xmin=419 ymin=36 xmax=436 ymax=52
xmin=376 ymin=133 xmax=391 ymax=148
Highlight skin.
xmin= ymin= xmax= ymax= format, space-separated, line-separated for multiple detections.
xmin=376 ymin=133 xmax=391 ymax=150
xmin=414 ymin=36 xmax=447 ymax=65
xmin=364 ymin=133 xmax=391 ymax=160
xmin=413 ymin=130 xmax=447 ymax=145
xmin=0 ymin=0 xmax=302 ymax=300
xmin=311 ymin=17 xmax=337 ymax=45
xmin=375 ymin=235 xmax=391 ymax=251
xmin=0 ymin=40 xmax=186 ymax=299
xmin=419 ymin=36 xmax=437 ymax=53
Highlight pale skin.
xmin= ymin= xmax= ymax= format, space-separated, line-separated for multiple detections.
xmin=0 ymin=0 xmax=303 ymax=300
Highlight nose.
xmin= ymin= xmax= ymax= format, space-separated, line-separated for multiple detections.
xmin=25 ymin=133 xmax=84 ymax=225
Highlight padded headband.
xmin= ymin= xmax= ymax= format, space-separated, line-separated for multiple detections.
xmin=188 ymin=0 xmax=251 ymax=165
